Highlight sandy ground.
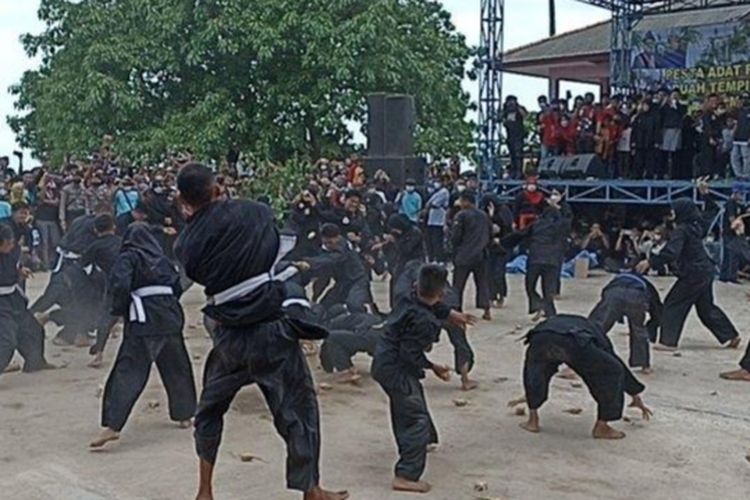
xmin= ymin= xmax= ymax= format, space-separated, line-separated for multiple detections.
xmin=0 ymin=271 xmax=749 ymax=500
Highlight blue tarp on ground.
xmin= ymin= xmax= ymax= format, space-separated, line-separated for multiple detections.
xmin=506 ymin=251 xmax=599 ymax=278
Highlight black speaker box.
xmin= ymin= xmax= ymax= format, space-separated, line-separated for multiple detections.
xmin=538 ymin=156 xmax=565 ymax=178
xmin=559 ymin=153 xmax=607 ymax=179
xmin=367 ymin=94 xmax=387 ymax=156
xmin=384 ymin=95 xmax=416 ymax=156
xmin=363 ymin=156 xmax=427 ymax=187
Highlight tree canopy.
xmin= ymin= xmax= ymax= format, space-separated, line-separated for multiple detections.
xmin=9 ymin=0 xmax=474 ymax=166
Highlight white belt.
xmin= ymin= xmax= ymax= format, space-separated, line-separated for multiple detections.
xmin=0 ymin=284 xmax=21 ymax=296
xmin=208 ymin=234 xmax=297 ymax=307
xmin=52 ymin=247 xmax=81 ymax=273
xmin=282 ymin=297 xmax=311 ymax=310
xmin=129 ymin=286 xmax=174 ymax=323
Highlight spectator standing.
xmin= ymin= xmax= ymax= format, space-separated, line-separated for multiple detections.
xmin=35 ymin=173 xmax=62 ymax=270
xmin=59 ymin=173 xmax=88 ymax=231
xmin=631 ymin=100 xmax=661 ymax=179
xmin=396 ymin=179 xmax=423 ymax=223
xmin=502 ymin=95 xmax=528 ymax=178
xmin=660 ymin=89 xmax=686 ymax=179
xmin=731 ymin=92 xmax=750 ymax=180
xmin=113 ymin=177 xmax=140 ymax=233
xmin=424 ymin=174 xmax=450 ymax=264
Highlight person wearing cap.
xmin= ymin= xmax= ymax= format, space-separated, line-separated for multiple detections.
xmin=396 ymin=178 xmax=422 ymax=223
xmin=731 ymin=92 xmax=750 ymax=180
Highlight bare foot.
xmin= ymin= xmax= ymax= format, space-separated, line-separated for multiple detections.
xmin=482 ymin=309 xmax=492 ymax=321
xmin=426 ymin=443 xmax=439 ymax=453
xmin=720 ymin=369 xmax=750 ymax=382
xmin=89 ymin=428 xmax=120 ymax=449
xmin=726 ymin=337 xmax=742 ymax=349
xmin=592 ymin=421 xmax=626 ymax=440
xmin=52 ymin=337 xmax=73 ymax=347
xmin=493 ymin=299 xmax=505 ymax=309
xmin=640 ymin=367 xmax=654 ymax=375
xmin=304 ymin=485 xmax=350 ymax=500
xmin=88 ymin=353 xmax=103 ymax=369
xmin=177 ymin=420 xmax=192 ymax=429
xmin=520 ymin=410 xmax=540 ymax=433
xmin=392 ymin=476 xmax=431 ymax=493
xmin=34 ymin=312 xmax=49 ymax=327
xmin=3 ymin=361 xmax=21 ymax=373
xmin=335 ymin=369 xmax=361 ymax=385
xmin=461 ymin=378 xmax=479 ymax=391
xmin=75 ymin=334 xmax=92 ymax=348
xmin=653 ymin=344 xmax=677 ymax=352
xmin=531 ymin=311 xmax=545 ymax=323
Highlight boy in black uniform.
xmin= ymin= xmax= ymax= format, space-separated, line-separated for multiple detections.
xmin=296 ymin=223 xmax=374 ymax=313
xmin=520 ymin=314 xmax=653 ymax=439
xmin=90 ymin=223 xmax=196 ymax=448
xmin=372 ymin=264 xmax=473 ymax=493
xmin=589 ymin=272 xmax=663 ymax=373
xmin=81 ymin=214 xmax=123 ymax=368
xmin=636 ymin=198 xmax=741 ymax=350
xmin=174 ymin=164 xmax=347 ymax=500
xmin=0 ymin=224 xmax=52 ymax=377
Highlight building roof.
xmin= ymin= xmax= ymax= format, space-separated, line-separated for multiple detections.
xmin=504 ymin=4 xmax=750 ymax=68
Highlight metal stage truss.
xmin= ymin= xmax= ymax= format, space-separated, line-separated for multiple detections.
xmin=492 ymin=179 xmax=749 ymax=206
xmin=477 ymin=0 xmax=504 ymax=183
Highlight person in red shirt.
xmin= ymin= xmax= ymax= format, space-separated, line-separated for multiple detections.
xmin=540 ymin=101 xmax=562 ymax=158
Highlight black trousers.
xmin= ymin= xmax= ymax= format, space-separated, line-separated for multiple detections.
xmin=525 ymin=263 xmax=558 ymax=316
xmin=523 ymin=333 xmax=642 ymax=422
xmin=442 ymin=323 xmax=474 ymax=374
xmin=453 ymin=257 xmax=490 ymax=310
xmin=719 ymin=239 xmax=740 ymax=283
xmin=425 ymin=226 xmax=445 ymax=263
xmin=319 ymin=329 xmax=379 ymax=373
xmin=320 ymin=279 xmax=372 ymax=314
xmin=381 ymin=377 xmax=438 ymax=482
xmin=194 ymin=320 xmax=321 ymax=492
xmin=488 ymin=252 xmax=508 ymax=301
xmin=589 ymin=287 xmax=650 ymax=368
xmin=659 ymin=275 xmax=739 ymax=348
xmin=740 ymin=344 xmax=750 ymax=371
xmin=102 ymin=334 xmax=196 ymax=432
xmin=30 ymin=266 xmax=69 ymax=314
xmin=633 ymin=149 xmax=658 ymax=179
xmin=0 ymin=295 xmax=47 ymax=374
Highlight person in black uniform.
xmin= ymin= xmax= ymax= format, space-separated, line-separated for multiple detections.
xmin=636 ymin=198 xmax=741 ymax=351
xmin=371 ymin=264 xmax=474 ymax=494
xmin=721 ymin=290 xmax=750 ymax=382
xmin=90 ymin=223 xmax=196 ymax=449
xmin=451 ymin=191 xmax=492 ymax=320
xmin=31 ymin=213 xmax=99 ymax=346
xmin=505 ymin=196 xmax=572 ymax=321
xmin=519 ymin=315 xmax=653 ymax=439
xmin=370 ymin=213 xmax=425 ymax=307
xmin=173 ymin=164 xmax=347 ymax=500
xmin=481 ymin=193 xmax=514 ymax=308
xmin=296 ymin=223 xmax=375 ymax=314
xmin=588 ymin=272 xmax=663 ymax=373
xmin=0 ymin=224 xmax=52 ymax=378
xmin=81 ymin=214 xmax=123 ymax=368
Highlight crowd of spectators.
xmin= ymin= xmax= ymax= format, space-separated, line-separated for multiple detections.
xmin=502 ymin=89 xmax=750 ymax=182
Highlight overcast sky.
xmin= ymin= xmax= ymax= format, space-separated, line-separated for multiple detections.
xmin=0 ymin=0 xmax=609 ymax=164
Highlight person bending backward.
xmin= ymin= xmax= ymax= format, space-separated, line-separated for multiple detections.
xmin=90 ymin=223 xmax=196 ymax=448
xmin=520 ymin=315 xmax=653 ymax=439
xmin=371 ymin=264 xmax=476 ymax=494
xmin=173 ymin=163 xmax=348 ymax=500
xmin=635 ymin=198 xmax=741 ymax=351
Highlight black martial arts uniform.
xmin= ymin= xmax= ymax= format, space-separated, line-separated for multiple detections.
xmin=451 ymin=206 xmax=491 ymax=311
xmin=101 ymin=223 xmax=196 ymax=432
xmin=0 ymin=236 xmax=47 ymax=375
xmin=371 ymin=292 xmax=448 ymax=483
xmin=589 ymin=273 xmax=663 ymax=368
xmin=523 ymin=315 xmax=645 ymax=422
xmin=385 ymin=214 xmax=425 ymax=307
xmin=175 ymin=199 xmax=326 ymax=493
xmin=319 ymin=312 xmax=384 ymax=374
xmin=650 ymin=199 xmax=739 ymax=348
xmin=505 ymin=203 xmax=571 ymax=317
xmin=80 ymin=233 xmax=122 ymax=355
xmin=305 ymin=241 xmax=374 ymax=313
xmin=481 ymin=195 xmax=513 ymax=303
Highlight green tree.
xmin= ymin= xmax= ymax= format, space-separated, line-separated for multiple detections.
xmin=9 ymin=0 xmax=473 ymax=166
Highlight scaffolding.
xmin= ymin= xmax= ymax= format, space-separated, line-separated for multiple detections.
xmin=477 ymin=0 xmax=504 ymax=183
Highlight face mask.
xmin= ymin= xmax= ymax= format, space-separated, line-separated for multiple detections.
xmin=527 ymin=184 xmax=537 ymax=192
xmin=433 ymin=182 xmax=441 ymax=190
xmin=550 ymin=193 xmax=561 ymax=204
xmin=456 ymin=185 xmax=466 ymax=193
xmin=406 ymin=186 xmax=415 ymax=193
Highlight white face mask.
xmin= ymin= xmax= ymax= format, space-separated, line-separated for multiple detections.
xmin=406 ymin=186 xmax=415 ymax=193
xmin=456 ymin=185 xmax=466 ymax=193
xmin=527 ymin=184 xmax=537 ymax=192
